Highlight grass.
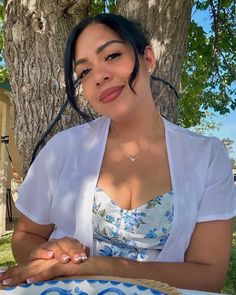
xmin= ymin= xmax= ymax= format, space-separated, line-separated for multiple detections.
xmin=0 ymin=219 xmax=236 ymax=294
xmin=222 ymin=217 xmax=236 ymax=294
xmin=0 ymin=234 xmax=15 ymax=267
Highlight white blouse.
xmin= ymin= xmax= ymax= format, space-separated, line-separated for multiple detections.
xmin=16 ymin=116 xmax=236 ymax=262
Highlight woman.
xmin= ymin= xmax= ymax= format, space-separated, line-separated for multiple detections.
xmin=1 ymin=13 xmax=235 ymax=292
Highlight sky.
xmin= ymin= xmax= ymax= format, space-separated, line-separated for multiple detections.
xmin=191 ymin=7 xmax=236 ymax=160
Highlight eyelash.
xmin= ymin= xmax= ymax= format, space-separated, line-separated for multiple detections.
xmin=77 ymin=52 xmax=122 ymax=80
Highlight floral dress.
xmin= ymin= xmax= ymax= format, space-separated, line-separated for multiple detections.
xmin=92 ymin=186 xmax=174 ymax=261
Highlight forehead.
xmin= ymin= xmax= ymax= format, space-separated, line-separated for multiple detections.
xmin=75 ymin=23 xmax=123 ymax=57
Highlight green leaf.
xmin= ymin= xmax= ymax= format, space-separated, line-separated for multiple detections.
xmin=221 ymin=0 xmax=233 ymax=8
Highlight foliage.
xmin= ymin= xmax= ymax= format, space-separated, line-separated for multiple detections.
xmin=190 ymin=111 xmax=222 ymax=135
xmin=90 ymin=0 xmax=117 ymax=15
xmin=0 ymin=234 xmax=15 ymax=267
xmin=179 ymin=0 xmax=236 ymax=128
xmin=0 ymin=1 xmax=8 ymax=83
xmin=222 ymin=137 xmax=234 ymax=156
xmin=222 ymin=137 xmax=236 ymax=167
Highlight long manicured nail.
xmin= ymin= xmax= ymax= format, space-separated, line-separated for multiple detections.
xmin=61 ymin=254 xmax=70 ymax=262
xmin=27 ymin=277 xmax=35 ymax=284
xmin=73 ymin=253 xmax=82 ymax=262
xmin=47 ymin=251 xmax=54 ymax=257
xmin=80 ymin=252 xmax=88 ymax=260
xmin=3 ymin=278 xmax=13 ymax=285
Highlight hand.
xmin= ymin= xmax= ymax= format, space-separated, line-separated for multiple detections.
xmin=29 ymin=237 xmax=90 ymax=264
xmin=0 ymin=257 xmax=91 ymax=286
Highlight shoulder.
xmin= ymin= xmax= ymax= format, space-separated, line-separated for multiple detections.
xmin=163 ymin=117 xmax=229 ymax=173
xmin=51 ymin=116 xmax=109 ymax=143
xmin=44 ymin=116 xmax=110 ymax=152
xmin=33 ymin=116 xmax=109 ymax=167
xmin=163 ymin=117 xmax=222 ymax=151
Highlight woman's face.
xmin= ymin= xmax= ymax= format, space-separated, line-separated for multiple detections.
xmin=74 ymin=23 xmax=154 ymax=120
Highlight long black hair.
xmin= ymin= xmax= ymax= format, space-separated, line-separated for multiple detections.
xmin=64 ymin=13 xmax=150 ymax=121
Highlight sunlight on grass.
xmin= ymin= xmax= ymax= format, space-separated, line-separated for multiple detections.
xmin=0 ymin=234 xmax=15 ymax=267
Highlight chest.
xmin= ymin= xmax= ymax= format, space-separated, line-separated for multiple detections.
xmin=97 ymin=139 xmax=172 ymax=210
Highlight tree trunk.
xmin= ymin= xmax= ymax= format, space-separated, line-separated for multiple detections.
xmin=3 ymin=0 xmax=192 ymax=173
xmin=116 ymin=0 xmax=192 ymax=123
xmin=3 ymin=0 xmax=91 ymax=173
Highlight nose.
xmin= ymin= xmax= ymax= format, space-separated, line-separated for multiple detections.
xmin=94 ymin=66 xmax=111 ymax=86
xmin=96 ymin=76 xmax=109 ymax=86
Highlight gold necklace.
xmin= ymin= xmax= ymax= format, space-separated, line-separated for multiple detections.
xmin=110 ymin=124 xmax=147 ymax=162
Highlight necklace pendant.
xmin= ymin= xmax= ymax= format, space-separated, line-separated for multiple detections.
xmin=130 ymin=156 xmax=136 ymax=162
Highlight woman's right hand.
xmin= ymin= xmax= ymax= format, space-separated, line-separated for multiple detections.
xmin=29 ymin=237 xmax=90 ymax=264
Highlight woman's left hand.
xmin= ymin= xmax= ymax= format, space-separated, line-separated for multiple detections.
xmin=0 ymin=257 xmax=92 ymax=286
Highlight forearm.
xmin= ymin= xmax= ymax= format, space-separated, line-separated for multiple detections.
xmin=12 ymin=230 xmax=47 ymax=264
xmin=88 ymin=256 xmax=226 ymax=292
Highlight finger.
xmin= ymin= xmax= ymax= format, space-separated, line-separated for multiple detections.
xmin=51 ymin=237 xmax=81 ymax=263
xmin=49 ymin=239 xmax=72 ymax=263
xmin=84 ymin=245 xmax=90 ymax=257
xmin=58 ymin=238 xmax=89 ymax=263
xmin=33 ymin=239 xmax=71 ymax=263
xmin=0 ymin=264 xmax=29 ymax=286
xmin=65 ymin=241 xmax=89 ymax=263
xmin=30 ymin=248 xmax=54 ymax=261
xmin=0 ymin=259 xmax=62 ymax=286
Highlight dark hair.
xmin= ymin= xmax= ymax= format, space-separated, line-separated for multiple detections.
xmin=64 ymin=13 xmax=150 ymax=121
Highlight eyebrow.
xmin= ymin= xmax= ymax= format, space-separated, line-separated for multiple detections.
xmin=74 ymin=39 xmax=125 ymax=68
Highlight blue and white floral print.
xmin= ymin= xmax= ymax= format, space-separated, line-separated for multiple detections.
xmin=93 ymin=187 xmax=174 ymax=262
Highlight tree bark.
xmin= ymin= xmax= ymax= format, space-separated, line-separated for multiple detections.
xmin=3 ymin=0 xmax=192 ymax=173
xmin=3 ymin=0 xmax=91 ymax=173
xmin=116 ymin=0 xmax=192 ymax=123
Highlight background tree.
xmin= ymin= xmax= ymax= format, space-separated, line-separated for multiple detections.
xmin=180 ymin=0 xmax=236 ymax=127
xmin=2 ymin=0 xmax=235 ymax=172
xmin=221 ymin=137 xmax=235 ymax=167
xmin=0 ymin=1 xmax=7 ymax=82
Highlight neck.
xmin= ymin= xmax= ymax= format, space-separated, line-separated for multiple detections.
xmin=110 ymin=103 xmax=164 ymax=144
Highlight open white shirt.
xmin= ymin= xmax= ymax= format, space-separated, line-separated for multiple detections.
xmin=16 ymin=116 xmax=236 ymax=262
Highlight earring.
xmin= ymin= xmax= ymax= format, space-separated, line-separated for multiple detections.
xmin=148 ymin=68 xmax=152 ymax=73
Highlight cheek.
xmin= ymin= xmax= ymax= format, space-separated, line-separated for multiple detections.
xmin=115 ymin=63 xmax=134 ymax=80
xmin=81 ymin=81 xmax=93 ymax=100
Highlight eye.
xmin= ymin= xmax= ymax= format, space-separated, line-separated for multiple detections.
xmin=105 ymin=52 xmax=121 ymax=61
xmin=78 ymin=68 xmax=91 ymax=79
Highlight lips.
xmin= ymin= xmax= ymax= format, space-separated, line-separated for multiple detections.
xmin=99 ymin=86 xmax=125 ymax=103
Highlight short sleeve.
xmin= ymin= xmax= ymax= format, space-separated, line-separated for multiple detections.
xmin=16 ymin=139 xmax=57 ymax=225
xmin=197 ymin=137 xmax=236 ymax=222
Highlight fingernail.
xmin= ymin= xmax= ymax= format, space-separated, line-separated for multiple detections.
xmin=3 ymin=278 xmax=13 ymax=285
xmin=73 ymin=253 xmax=82 ymax=262
xmin=61 ymin=254 xmax=70 ymax=262
xmin=47 ymin=251 xmax=54 ymax=257
xmin=80 ymin=252 xmax=88 ymax=260
xmin=0 ymin=267 xmax=8 ymax=273
xmin=27 ymin=277 xmax=35 ymax=284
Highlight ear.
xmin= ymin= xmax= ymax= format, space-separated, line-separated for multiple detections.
xmin=144 ymin=46 xmax=156 ymax=74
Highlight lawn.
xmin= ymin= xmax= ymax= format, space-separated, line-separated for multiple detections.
xmin=1 ymin=219 xmax=236 ymax=294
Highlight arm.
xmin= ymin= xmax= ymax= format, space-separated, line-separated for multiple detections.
xmin=12 ymin=214 xmax=89 ymax=264
xmin=89 ymin=219 xmax=232 ymax=292
xmin=3 ymin=219 xmax=232 ymax=292
xmin=12 ymin=213 xmax=54 ymax=264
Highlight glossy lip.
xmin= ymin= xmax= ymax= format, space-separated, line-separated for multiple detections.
xmin=99 ymin=85 xmax=125 ymax=103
